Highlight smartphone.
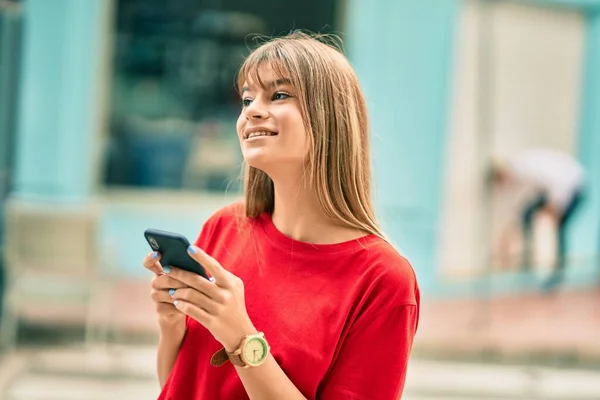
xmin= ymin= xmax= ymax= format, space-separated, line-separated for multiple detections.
xmin=144 ymin=228 xmax=209 ymax=279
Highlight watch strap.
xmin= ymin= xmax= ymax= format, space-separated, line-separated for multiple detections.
xmin=210 ymin=347 xmax=229 ymax=367
xmin=210 ymin=347 xmax=248 ymax=367
xmin=226 ymin=350 xmax=247 ymax=367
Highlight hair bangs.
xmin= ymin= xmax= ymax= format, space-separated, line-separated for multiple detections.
xmin=237 ymin=43 xmax=296 ymax=94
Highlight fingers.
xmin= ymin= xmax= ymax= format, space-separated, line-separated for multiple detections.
xmin=165 ymin=266 xmax=221 ymax=299
xmin=170 ymin=288 xmax=218 ymax=314
xmin=153 ymin=285 xmax=215 ymax=327
xmin=143 ymin=251 xmax=164 ymax=275
xmin=151 ymin=287 xmax=175 ymax=304
xmin=186 ymin=245 xmax=231 ymax=287
xmin=151 ymin=274 xmax=189 ymax=291
xmin=172 ymin=300 xmax=212 ymax=327
xmin=150 ymin=275 xmax=189 ymax=305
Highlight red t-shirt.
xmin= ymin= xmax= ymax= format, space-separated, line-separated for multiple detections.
xmin=158 ymin=203 xmax=420 ymax=399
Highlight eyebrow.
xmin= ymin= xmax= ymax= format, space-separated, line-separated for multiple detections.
xmin=242 ymin=78 xmax=292 ymax=94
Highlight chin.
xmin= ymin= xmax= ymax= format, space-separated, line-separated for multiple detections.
xmin=243 ymin=151 xmax=273 ymax=172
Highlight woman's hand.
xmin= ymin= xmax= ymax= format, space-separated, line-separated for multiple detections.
xmin=143 ymin=252 xmax=188 ymax=328
xmin=164 ymin=245 xmax=256 ymax=352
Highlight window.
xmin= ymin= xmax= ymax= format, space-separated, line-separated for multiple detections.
xmin=104 ymin=0 xmax=338 ymax=192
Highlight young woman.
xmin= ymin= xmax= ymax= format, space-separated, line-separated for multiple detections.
xmin=142 ymin=32 xmax=420 ymax=400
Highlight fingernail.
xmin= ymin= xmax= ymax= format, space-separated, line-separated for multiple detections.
xmin=187 ymin=246 xmax=197 ymax=255
xmin=168 ymin=289 xmax=176 ymax=296
xmin=163 ymin=266 xmax=172 ymax=274
xmin=152 ymin=252 xmax=159 ymax=259
xmin=209 ymin=277 xmax=215 ymax=283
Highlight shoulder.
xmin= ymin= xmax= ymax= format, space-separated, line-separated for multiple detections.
xmin=195 ymin=200 xmax=248 ymax=246
xmin=206 ymin=200 xmax=246 ymax=224
xmin=200 ymin=200 xmax=250 ymax=233
xmin=355 ymin=238 xmax=419 ymax=307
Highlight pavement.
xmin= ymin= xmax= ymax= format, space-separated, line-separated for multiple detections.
xmin=0 ymin=345 xmax=160 ymax=400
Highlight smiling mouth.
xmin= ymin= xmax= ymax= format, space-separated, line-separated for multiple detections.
xmin=245 ymin=131 xmax=278 ymax=139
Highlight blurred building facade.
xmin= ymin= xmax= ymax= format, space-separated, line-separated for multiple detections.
xmin=1 ymin=0 xmax=600 ymax=309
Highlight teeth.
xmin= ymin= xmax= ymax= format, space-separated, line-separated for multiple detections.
xmin=247 ymin=131 xmax=277 ymax=139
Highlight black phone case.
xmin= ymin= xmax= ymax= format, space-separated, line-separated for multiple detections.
xmin=144 ymin=228 xmax=209 ymax=279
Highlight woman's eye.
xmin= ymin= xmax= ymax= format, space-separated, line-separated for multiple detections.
xmin=241 ymin=98 xmax=252 ymax=107
xmin=272 ymin=92 xmax=290 ymax=101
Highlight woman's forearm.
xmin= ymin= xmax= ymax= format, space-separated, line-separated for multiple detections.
xmin=157 ymin=320 xmax=187 ymax=388
xmin=236 ymin=354 xmax=307 ymax=400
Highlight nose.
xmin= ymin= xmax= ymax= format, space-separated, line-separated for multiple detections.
xmin=245 ymin=99 xmax=268 ymax=120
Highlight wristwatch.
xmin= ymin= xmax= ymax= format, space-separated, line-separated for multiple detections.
xmin=210 ymin=332 xmax=270 ymax=368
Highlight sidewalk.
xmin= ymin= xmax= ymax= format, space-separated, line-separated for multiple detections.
xmin=0 ymin=345 xmax=159 ymax=399
xmin=415 ymin=286 xmax=600 ymax=365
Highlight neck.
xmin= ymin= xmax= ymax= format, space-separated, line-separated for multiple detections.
xmin=270 ymin=174 xmax=331 ymax=243
xmin=267 ymin=171 xmax=366 ymax=244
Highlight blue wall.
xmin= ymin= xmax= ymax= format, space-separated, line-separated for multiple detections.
xmin=571 ymin=11 xmax=600 ymax=267
xmin=345 ymin=0 xmax=461 ymax=293
xmin=14 ymin=0 xmax=104 ymax=202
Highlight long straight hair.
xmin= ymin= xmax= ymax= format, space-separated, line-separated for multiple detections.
xmin=237 ymin=32 xmax=385 ymax=239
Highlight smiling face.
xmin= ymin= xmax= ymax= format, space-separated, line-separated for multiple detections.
xmin=236 ymin=64 xmax=310 ymax=178
xmin=235 ymin=33 xmax=382 ymax=238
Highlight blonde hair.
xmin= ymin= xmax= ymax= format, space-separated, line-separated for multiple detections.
xmin=237 ymin=31 xmax=385 ymax=239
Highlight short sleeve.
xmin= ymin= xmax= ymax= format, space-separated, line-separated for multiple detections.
xmin=193 ymin=201 xmax=244 ymax=249
xmin=317 ymin=304 xmax=419 ymax=400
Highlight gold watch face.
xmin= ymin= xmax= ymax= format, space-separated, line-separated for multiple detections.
xmin=243 ymin=337 xmax=268 ymax=366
